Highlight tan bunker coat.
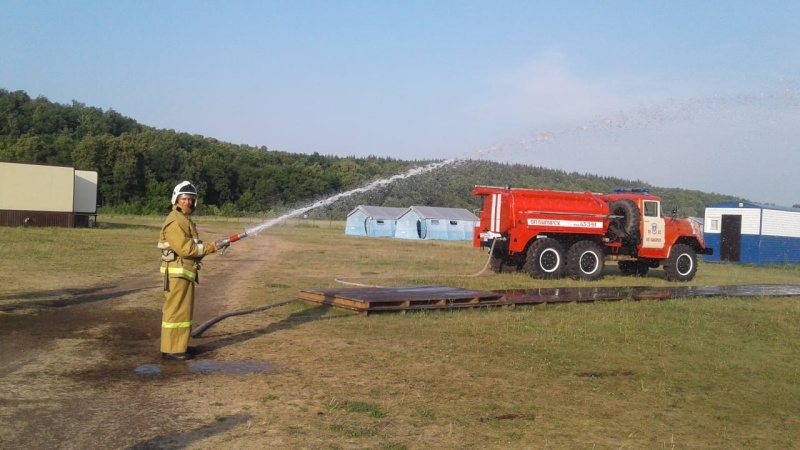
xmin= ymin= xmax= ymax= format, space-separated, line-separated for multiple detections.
xmin=158 ymin=205 xmax=216 ymax=354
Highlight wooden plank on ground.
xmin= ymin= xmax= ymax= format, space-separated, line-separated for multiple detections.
xmin=298 ymin=285 xmax=508 ymax=315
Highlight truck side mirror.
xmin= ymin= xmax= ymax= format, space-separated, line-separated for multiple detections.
xmin=671 ymin=208 xmax=678 ymax=218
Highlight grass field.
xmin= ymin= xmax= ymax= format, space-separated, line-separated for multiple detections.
xmin=2 ymin=215 xmax=800 ymax=449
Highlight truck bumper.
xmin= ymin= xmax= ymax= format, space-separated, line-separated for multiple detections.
xmin=476 ymin=231 xmax=506 ymax=249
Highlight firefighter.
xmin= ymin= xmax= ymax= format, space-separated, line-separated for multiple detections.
xmin=158 ymin=181 xmax=229 ymax=360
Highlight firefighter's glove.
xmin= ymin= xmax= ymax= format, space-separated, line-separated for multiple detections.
xmin=214 ymin=237 xmax=231 ymax=251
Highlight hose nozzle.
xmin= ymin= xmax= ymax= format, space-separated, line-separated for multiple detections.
xmin=216 ymin=231 xmax=249 ymax=253
xmin=230 ymin=231 xmax=248 ymax=243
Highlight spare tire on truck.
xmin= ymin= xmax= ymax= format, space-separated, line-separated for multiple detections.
xmin=607 ymin=199 xmax=641 ymax=243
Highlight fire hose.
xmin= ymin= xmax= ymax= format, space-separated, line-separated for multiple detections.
xmin=182 ymin=229 xmax=299 ymax=338
xmin=333 ymin=238 xmax=501 ymax=287
xmin=191 ymin=231 xmax=500 ymax=337
xmin=191 ymin=299 xmax=295 ymax=338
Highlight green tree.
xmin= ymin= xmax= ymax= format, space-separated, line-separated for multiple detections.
xmin=7 ymin=135 xmax=47 ymax=162
xmin=50 ymin=132 xmax=75 ymax=165
xmin=72 ymin=134 xmax=111 ymax=172
xmin=236 ymin=190 xmax=259 ymax=212
xmin=100 ymin=135 xmax=143 ymax=206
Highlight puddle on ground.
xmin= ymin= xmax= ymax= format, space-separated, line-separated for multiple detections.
xmin=134 ymin=360 xmax=275 ymax=376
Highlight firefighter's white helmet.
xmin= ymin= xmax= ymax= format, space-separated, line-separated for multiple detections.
xmin=171 ymin=181 xmax=198 ymax=204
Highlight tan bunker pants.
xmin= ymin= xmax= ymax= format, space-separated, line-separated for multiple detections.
xmin=161 ymin=277 xmax=195 ymax=354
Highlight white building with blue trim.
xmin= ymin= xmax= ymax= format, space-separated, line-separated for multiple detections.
xmin=703 ymin=201 xmax=800 ymax=264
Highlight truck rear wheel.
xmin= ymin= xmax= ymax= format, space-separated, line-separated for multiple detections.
xmin=566 ymin=241 xmax=605 ymax=280
xmin=664 ymin=243 xmax=698 ymax=281
xmin=607 ymin=199 xmax=641 ymax=243
xmin=523 ymin=238 xmax=564 ymax=279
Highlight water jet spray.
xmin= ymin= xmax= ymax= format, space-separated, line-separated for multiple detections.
xmin=194 ymin=158 xmax=468 ymax=335
xmin=213 ymin=158 xmax=463 ymax=250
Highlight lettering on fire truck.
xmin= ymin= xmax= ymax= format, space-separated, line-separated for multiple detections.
xmin=527 ymin=219 xmax=603 ymax=228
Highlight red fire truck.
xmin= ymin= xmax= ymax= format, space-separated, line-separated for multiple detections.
xmin=472 ymin=186 xmax=711 ymax=281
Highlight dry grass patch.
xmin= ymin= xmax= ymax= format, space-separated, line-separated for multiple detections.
xmin=188 ymin=223 xmax=800 ymax=449
xmin=3 ymin=218 xmax=800 ymax=449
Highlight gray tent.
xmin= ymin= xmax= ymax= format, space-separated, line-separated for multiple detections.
xmin=345 ymin=205 xmax=407 ymax=237
xmin=394 ymin=206 xmax=479 ymax=240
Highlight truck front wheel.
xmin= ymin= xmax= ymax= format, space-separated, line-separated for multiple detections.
xmin=566 ymin=241 xmax=605 ymax=280
xmin=524 ymin=238 xmax=565 ymax=279
xmin=664 ymin=244 xmax=698 ymax=281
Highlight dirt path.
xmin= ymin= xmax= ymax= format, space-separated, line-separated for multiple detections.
xmin=0 ymin=231 xmax=291 ymax=449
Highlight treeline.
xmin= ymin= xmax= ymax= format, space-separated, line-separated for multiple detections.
xmin=0 ymin=89 xmax=416 ymax=215
xmin=1 ymin=88 xmax=745 ymax=219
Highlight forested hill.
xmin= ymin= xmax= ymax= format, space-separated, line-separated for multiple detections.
xmin=0 ymin=88 xmax=743 ymax=218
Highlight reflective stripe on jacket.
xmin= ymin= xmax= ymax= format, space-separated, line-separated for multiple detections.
xmin=159 ymin=266 xmax=197 ymax=281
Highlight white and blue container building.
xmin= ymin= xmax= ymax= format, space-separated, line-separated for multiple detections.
xmin=703 ymin=201 xmax=800 ymax=264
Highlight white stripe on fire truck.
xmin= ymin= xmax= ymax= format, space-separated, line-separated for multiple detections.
xmin=492 ymin=194 xmax=501 ymax=232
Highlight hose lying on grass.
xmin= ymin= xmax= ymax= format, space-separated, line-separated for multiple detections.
xmin=191 ymin=241 xmax=500 ymax=336
xmin=333 ymin=238 xmax=500 ymax=287
xmin=190 ymin=299 xmax=296 ymax=338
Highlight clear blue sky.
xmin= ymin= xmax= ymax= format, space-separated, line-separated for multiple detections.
xmin=2 ymin=1 xmax=799 ymax=206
